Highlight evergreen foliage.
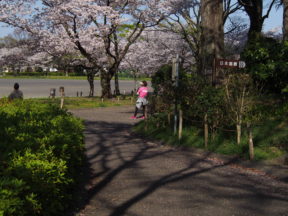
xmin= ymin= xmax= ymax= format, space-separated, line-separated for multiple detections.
xmin=0 ymin=99 xmax=84 ymax=216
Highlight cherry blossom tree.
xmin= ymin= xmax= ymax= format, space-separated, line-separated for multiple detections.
xmin=0 ymin=0 xmax=170 ymax=98
xmin=121 ymin=29 xmax=192 ymax=80
xmin=159 ymin=0 xmax=242 ymax=76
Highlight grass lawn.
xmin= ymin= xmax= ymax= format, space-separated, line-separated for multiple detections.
xmin=133 ymin=117 xmax=288 ymax=161
xmin=27 ymin=96 xmax=135 ymax=109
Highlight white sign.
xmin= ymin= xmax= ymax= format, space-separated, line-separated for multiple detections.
xmin=238 ymin=61 xmax=246 ymax=68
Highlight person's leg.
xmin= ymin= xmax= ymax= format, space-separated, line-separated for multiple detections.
xmin=142 ymin=105 xmax=146 ymax=117
xmin=134 ymin=106 xmax=139 ymax=117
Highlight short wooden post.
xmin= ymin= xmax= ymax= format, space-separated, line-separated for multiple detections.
xmin=247 ymin=123 xmax=254 ymax=160
xmin=178 ymin=109 xmax=183 ymax=140
xmin=204 ymin=113 xmax=208 ymax=149
xmin=59 ymin=86 xmax=65 ymax=109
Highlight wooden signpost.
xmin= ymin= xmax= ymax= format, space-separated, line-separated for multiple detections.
xmin=216 ymin=59 xmax=246 ymax=69
xmin=212 ymin=58 xmax=246 ymax=85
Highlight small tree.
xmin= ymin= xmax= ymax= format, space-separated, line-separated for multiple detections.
xmin=193 ymin=84 xmax=224 ymax=148
xmin=224 ymin=73 xmax=255 ymax=145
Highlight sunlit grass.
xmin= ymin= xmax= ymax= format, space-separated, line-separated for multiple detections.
xmin=27 ymin=96 xmax=135 ymax=109
xmin=133 ymin=116 xmax=287 ymax=161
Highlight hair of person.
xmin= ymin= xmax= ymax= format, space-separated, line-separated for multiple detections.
xmin=142 ymin=80 xmax=147 ymax=87
xmin=14 ymin=83 xmax=19 ymax=90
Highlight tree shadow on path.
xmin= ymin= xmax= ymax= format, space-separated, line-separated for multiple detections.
xmin=71 ymin=118 xmax=288 ymax=216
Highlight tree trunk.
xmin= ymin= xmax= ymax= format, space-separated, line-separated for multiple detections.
xmin=114 ymin=71 xmax=120 ymax=95
xmin=246 ymin=0 xmax=263 ymax=36
xmin=236 ymin=123 xmax=241 ymax=145
xmin=247 ymin=123 xmax=254 ymax=160
xmin=87 ymin=73 xmax=94 ymax=97
xmin=101 ymin=70 xmax=112 ymax=98
xmin=204 ymin=113 xmax=209 ymax=149
xmin=283 ymin=0 xmax=288 ymax=41
xmin=238 ymin=0 xmax=269 ymax=41
xmin=200 ymin=0 xmax=224 ymax=77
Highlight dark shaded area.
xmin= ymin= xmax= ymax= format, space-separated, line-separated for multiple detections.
xmin=68 ymin=107 xmax=288 ymax=216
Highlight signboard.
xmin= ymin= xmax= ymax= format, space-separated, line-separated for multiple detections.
xmin=216 ymin=59 xmax=246 ymax=69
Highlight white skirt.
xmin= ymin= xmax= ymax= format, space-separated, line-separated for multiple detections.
xmin=136 ymin=97 xmax=148 ymax=109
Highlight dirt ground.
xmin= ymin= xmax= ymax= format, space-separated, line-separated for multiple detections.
xmin=70 ymin=106 xmax=288 ymax=216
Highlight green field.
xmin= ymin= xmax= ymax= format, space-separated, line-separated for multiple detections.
xmin=28 ymin=96 xmax=135 ymax=109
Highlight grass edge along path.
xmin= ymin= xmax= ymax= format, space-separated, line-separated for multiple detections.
xmin=133 ymin=119 xmax=288 ymax=163
xmin=27 ymin=96 xmax=135 ymax=109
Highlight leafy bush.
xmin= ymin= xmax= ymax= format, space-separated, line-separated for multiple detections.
xmin=0 ymin=100 xmax=84 ymax=216
xmin=147 ymin=69 xmax=287 ymax=161
xmin=242 ymin=36 xmax=288 ymax=93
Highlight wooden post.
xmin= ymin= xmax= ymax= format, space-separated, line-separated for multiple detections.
xmin=172 ymin=55 xmax=179 ymax=135
xmin=178 ymin=109 xmax=183 ymax=140
xmin=59 ymin=86 xmax=65 ymax=109
xmin=247 ymin=123 xmax=254 ymax=160
xmin=204 ymin=113 xmax=209 ymax=149
xmin=144 ymin=104 xmax=148 ymax=119
xmin=212 ymin=57 xmax=216 ymax=86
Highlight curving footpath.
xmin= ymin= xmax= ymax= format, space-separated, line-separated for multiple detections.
xmin=70 ymin=106 xmax=288 ymax=216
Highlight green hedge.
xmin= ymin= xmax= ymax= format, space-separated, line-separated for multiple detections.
xmin=0 ymin=99 xmax=84 ymax=216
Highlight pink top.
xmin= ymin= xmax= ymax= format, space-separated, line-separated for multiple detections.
xmin=137 ymin=87 xmax=148 ymax=98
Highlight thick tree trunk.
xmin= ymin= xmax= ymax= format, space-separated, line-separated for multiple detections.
xmin=114 ymin=71 xmax=120 ymax=95
xmin=101 ymin=70 xmax=112 ymax=98
xmin=245 ymin=0 xmax=263 ymax=40
xmin=87 ymin=73 xmax=94 ymax=97
xmin=200 ymin=0 xmax=224 ymax=78
xmin=238 ymin=0 xmax=273 ymax=41
xmin=283 ymin=0 xmax=288 ymax=41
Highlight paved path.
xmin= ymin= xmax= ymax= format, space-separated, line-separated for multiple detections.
xmin=71 ymin=106 xmax=288 ymax=216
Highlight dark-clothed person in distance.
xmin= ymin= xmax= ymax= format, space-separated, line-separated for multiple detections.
xmin=8 ymin=83 xmax=23 ymax=100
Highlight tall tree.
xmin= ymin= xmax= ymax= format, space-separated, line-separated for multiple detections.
xmin=277 ymin=0 xmax=288 ymax=41
xmin=238 ymin=0 xmax=277 ymax=40
xmin=0 ymin=0 xmax=168 ymax=98
xmin=161 ymin=0 xmax=241 ymax=74
xmin=200 ymin=0 xmax=224 ymax=81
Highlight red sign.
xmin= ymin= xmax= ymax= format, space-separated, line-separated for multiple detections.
xmin=216 ymin=59 xmax=246 ymax=68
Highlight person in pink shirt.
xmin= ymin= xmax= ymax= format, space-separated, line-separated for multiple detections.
xmin=130 ymin=81 xmax=148 ymax=119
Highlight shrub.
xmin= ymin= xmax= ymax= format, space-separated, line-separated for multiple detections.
xmin=242 ymin=36 xmax=288 ymax=93
xmin=0 ymin=100 xmax=84 ymax=216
